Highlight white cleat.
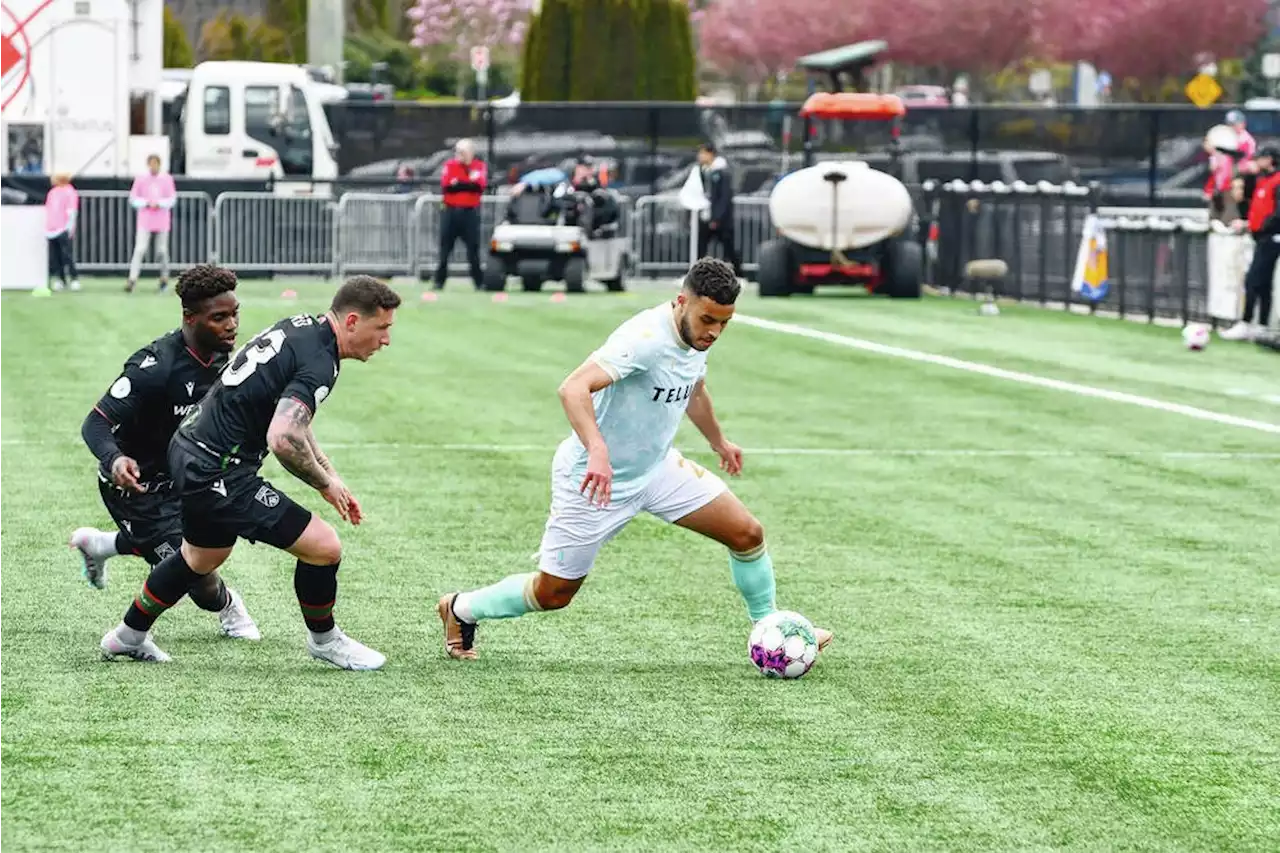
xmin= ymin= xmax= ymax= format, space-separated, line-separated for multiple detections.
xmin=100 ymin=625 xmax=171 ymax=663
xmin=218 ymin=588 xmax=261 ymax=641
xmin=69 ymin=526 xmax=111 ymax=589
xmin=1218 ymin=321 xmax=1256 ymax=341
xmin=306 ymin=628 xmax=386 ymax=671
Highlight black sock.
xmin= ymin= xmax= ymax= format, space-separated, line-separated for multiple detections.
xmin=294 ymin=561 xmax=339 ymax=634
xmin=123 ymin=550 xmax=199 ymax=632
xmin=187 ymin=571 xmax=230 ymax=613
xmin=114 ymin=532 xmax=132 ymax=556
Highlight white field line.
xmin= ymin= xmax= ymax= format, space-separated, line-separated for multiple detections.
xmin=733 ymin=314 xmax=1280 ymax=436
xmin=3 ymin=439 xmax=1275 ymax=459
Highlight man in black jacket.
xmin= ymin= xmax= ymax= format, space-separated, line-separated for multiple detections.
xmin=696 ymin=143 xmax=742 ymax=278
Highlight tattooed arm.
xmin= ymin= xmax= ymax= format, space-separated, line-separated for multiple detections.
xmin=266 ymin=397 xmax=331 ymax=490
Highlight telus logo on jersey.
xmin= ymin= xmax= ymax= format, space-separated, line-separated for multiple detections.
xmin=650 ymin=384 xmax=694 ymax=403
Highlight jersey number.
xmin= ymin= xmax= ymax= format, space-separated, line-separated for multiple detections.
xmin=221 ymin=328 xmax=286 ymax=387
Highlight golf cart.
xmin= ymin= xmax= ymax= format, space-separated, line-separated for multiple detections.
xmin=756 ymin=92 xmax=923 ymax=298
xmin=485 ymin=172 xmax=631 ymax=293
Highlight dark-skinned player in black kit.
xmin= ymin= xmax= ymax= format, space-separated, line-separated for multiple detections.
xmin=99 ymin=275 xmax=402 ymax=670
xmin=72 ymin=264 xmax=260 ymax=640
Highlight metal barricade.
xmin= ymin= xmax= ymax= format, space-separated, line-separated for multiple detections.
xmin=212 ymin=192 xmax=337 ymax=275
xmin=335 ymin=193 xmax=419 ymax=277
xmin=630 ymin=194 xmax=772 ymax=278
xmin=75 ymin=190 xmax=213 ymax=274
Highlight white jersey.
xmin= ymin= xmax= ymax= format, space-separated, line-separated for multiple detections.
xmin=554 ymin=301 xmax=708 ymax=502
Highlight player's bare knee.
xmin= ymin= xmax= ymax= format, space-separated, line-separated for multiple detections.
xmin=180 ymin=541 xmax=230 ymax=574
xmin=728 ymin=516 xmax=765 ymax=555
xmin=533 ymin=572 xmax=582 ymax=611
xmin=291 ymin=517 xmax=342 ymax=565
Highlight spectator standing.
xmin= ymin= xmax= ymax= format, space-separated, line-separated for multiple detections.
xmin=435 ymin=139 xmax=487 ymax=291
xmin=45 ymin=172 xmax=80 ymax=292
xmin=126 ymin=154 xmax=177 ymax=293
xmin=1221 ymin=147 xmax=1280 ymax=341
xmin=696 ymin=142 xmax=741 ymax=278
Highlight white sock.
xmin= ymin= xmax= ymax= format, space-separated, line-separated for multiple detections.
xmin=310 ymin=627 xmax=338 ymax=645
xmin=452 ymin=592 xmax=476 ymax=624
xmin=81 ymin=529 xmax=119 ymax=558
xmin=117 ymin=623 xmax=147 ymax=646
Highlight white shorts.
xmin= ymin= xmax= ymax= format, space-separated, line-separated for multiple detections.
xmin=538 ymin=447 xmax=728 ymax=580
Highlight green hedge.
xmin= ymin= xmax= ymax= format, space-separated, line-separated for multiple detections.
xmin=523 ymin=0 xmax=696 ymax=101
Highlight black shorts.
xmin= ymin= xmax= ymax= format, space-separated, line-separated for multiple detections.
xmin=96 ymin=474 xmax=182 ymax=565
xmin=169 ymin=439 xmax=312 ymax=551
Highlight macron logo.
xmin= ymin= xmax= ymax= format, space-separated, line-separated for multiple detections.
xmin=140 ymin=355 xmax=157 ymax=369
xmin=185 ymin=381 xmax=194 ymax=397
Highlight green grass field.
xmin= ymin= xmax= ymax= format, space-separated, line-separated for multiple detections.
xmin=3 ymin=279 xmax=1278 ymax=852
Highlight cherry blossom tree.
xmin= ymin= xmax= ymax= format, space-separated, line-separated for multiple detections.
xmin=1049 ymin=0 xmax=1270 ymax=82
xmin=405 ymin=0 xmax=532 ymax=64
xmin=697 ymin=0 xmax=871 ymax=82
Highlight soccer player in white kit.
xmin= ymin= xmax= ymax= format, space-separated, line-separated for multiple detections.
xmin=438 ymin=258 xmax=833 ymax=659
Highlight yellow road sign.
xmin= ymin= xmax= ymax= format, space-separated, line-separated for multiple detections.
xmin=1185 ymin=73 xmax=1222 ymax=108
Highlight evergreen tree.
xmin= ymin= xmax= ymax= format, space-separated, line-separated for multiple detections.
xmin=163 ymin=6 xmax=195 ymax=68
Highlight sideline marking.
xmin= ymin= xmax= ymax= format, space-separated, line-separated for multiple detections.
xmin=734 ymin=314 xmax=1280 ymax=436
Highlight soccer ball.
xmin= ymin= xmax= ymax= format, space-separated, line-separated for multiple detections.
xmin=1182 ymin=323 xmax=1211 ymax=351
xmin=748 ymin=610 xmax=819 ymax=679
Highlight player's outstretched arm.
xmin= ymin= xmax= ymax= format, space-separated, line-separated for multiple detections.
xmin=685 ymin=379 xmax=743 ymax=476
xmin=558 ymin=359 xmax=617 ymax=505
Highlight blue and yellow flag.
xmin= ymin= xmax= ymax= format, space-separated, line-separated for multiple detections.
xmin=1071 ymin=215 xmax=1110 ymax=302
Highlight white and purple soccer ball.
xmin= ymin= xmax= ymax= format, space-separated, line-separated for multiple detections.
xmin=748 ymin=610 xmax=819 ymax=679
xmin=1182 ymin=323 xmax=1211 ymax=351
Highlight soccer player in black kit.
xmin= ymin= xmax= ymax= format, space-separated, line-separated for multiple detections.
xmin=72 ymin=264 xmax=260 ymax=641
xmin=99 ymin=275 xmax=401 ymax=670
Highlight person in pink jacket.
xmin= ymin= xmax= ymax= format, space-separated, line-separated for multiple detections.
xmin=45 ymin=172 xmax=81 ymax=292
xmin=127 ymin=155 xmax=177 ymax=293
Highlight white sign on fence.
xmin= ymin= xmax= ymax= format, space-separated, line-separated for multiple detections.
xmin=1262 ymin=53 xmax=1280 ymax=80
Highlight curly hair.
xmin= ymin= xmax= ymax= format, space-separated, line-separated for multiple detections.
xmin=175 ymin=264 xmax=238 ymax=312
xmin=683 ymin=257 xmax=740 ymax=305
xmin=331 ymin=275 xmax=403 ymax=316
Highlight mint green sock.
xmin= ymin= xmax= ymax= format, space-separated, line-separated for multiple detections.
xmin=730 ymin=544 xmax=777 ymax=621
xmin=459 ymin=572 xmax=542 ymax=622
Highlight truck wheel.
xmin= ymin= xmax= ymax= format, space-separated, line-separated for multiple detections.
xmin=602 ymin=275 xmax=625 ymax=292
xmin=564 ymin=257 xmax=587 ymax=293
xmin=521 ymin=275 xmax=544 ymax=292
xmin=757 ymin=239 xmax=793 ymax=297
xmin=884 ymin=239 xmax=923 ymax=299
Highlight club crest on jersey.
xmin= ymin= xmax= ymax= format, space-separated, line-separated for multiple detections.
xmin=255 ymin=485 xmax=280 ymax=508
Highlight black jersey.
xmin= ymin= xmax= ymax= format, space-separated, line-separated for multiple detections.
xmin=175 ymin=313 xmax=340 ymax=472
xmin=90 ymin=330 xmax=228 ymax=481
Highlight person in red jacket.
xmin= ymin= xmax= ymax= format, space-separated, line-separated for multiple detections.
xmin=435 ymin=139 xmax=487 ymax=290
xmin=1221 ymin=147 xmax=1279 ymax=341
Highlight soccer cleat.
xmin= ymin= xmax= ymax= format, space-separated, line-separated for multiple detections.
xmin=218 ymin=587 xmax=261 ymax=641
xmin=814 ymin=626 xmax=833 ymax=651
xmin=100 ymin=625 xmax=171 ymax=663
xmin=69 ymin=527 xmax=111 ymax=589
xmin=438 ymin=593 xmax=478 ymax=660
xmin=306 ymin=628 xmax=386 ymax=671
